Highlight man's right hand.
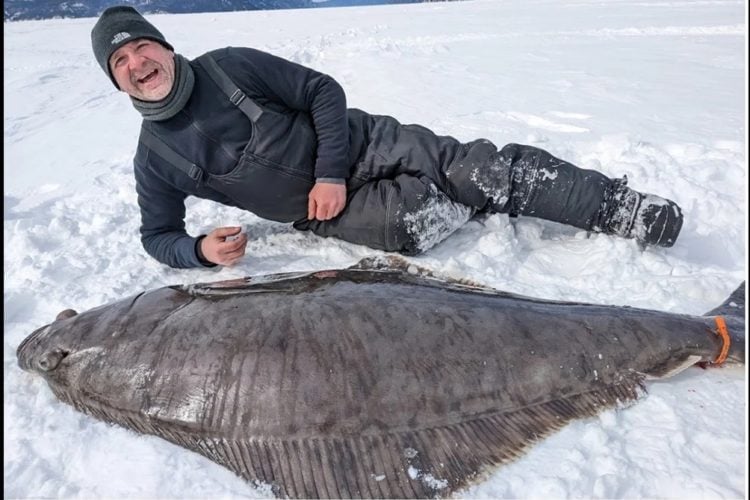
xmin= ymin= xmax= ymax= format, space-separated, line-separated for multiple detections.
xmin=200 ymin=226 xmax=248 ymax=266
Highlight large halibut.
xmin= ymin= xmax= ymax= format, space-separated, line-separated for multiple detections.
xmin=16 ymin=258 xmax=745 ymax=498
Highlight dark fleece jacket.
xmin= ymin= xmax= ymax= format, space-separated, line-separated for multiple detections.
xmin=134 ymin=47 xmax=350 ymax=268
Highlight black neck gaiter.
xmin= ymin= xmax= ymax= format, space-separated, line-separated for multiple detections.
xmin=130 ymin=54 xmax=194 ymax=121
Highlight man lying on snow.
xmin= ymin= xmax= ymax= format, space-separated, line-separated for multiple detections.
xmin=91 ymin=6 xmax=684 ymax=269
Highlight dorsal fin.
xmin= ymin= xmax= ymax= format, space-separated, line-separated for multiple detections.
xmin=348 ymin=256 xmax=494 ymax=291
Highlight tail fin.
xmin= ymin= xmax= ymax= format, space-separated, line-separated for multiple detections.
xmin=703 ymin=282 xmax=745 ymax=364
xmin=703 ymin=282 xmax=745 ymax=318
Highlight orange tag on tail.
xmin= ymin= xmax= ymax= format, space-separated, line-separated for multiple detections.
xmin=712 ymin=316 xmax=730 ymax=365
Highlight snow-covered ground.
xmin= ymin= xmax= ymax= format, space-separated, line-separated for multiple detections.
xmin=4 ymin=0 xmax=747 ymax=498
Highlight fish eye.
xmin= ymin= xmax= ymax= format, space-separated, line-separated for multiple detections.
xmin=37 ymin=348 xmax=69 ymax=372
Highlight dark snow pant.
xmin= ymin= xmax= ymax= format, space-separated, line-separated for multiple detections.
xmin=294 ymin=111 xmax=615 ymax=255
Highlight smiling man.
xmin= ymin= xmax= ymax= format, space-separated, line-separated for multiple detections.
xmin=110 ymin=39 xmax=175 ymax=101
xmin=91 ymin=6 xmax=684 ymax=269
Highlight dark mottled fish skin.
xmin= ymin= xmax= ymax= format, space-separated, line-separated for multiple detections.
xmin=16 ymin=259 xmax=745 ymax=498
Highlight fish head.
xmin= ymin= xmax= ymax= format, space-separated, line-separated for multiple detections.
xmin=16 ymin=309 xmax=83 ymax=374
xmin=16 ymin=287 xmax=195 ymax=414
xmin=16 ymin=307 xmax=108 ymax=383
xmin=17 ymin=322 xmax=67 ymax=373
xmin=16 ymin=304 xmax=141 ymax=418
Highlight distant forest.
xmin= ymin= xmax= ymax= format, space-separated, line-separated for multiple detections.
xmin=5 ymin=0 xmax=456 ymax=21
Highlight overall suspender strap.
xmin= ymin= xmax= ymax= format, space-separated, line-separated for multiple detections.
xmin=139 ymin=126 xmax=204 ymax=181
xmin=198 ymin=53 xmax=264 ymax=123
xmin=139 ymin=53 xmax=262 ymax=182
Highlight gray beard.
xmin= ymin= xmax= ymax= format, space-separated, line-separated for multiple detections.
xmin=130 ymin=54 xmax=195 ymax=122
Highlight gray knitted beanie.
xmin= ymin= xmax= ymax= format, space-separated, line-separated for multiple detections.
xmin=91 ymin=6 xmax=174 ymax=89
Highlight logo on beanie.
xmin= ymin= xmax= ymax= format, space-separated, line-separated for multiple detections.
xmin=111 ymin=32 xmax=131 ymax=45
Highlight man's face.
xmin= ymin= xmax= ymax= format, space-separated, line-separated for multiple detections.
xmin=109 ymin=39 xmax=175 ymax=101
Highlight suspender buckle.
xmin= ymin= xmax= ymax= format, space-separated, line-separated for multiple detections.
xmin=188 ymin=164 xmax=204 ymax=181
xmin=230 ymin=89 xmax=246 ymax=106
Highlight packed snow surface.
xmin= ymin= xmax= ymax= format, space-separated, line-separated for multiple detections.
xmin=4 ymin=0 xmax=747 ymax=498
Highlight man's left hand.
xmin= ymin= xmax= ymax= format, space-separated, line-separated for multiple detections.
xmin=308 ymin=182 xmax=347 ymax=220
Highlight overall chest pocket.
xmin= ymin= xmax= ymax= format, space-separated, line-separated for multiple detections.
xmin=206 ymin=151 xmax=313 ymax=224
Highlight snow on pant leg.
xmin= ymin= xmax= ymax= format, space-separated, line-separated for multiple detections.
xmin=348 ymin=112 xmax=616 ymax=233
xmin=445 ymin=142 xmax=613 ymax=232
xmin=444 ymin=141 xmax=684 ymax=246
xmin=293 ymin=174 xmax=474 ymax=255
xmin=504 ymin=143 xmax=613 ymax=230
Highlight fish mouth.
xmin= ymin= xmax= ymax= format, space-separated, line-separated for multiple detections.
xmin=18 ymin=309 xmax=79 ymax=373
xmin=17 ymin=324 xmax=71 ymax=373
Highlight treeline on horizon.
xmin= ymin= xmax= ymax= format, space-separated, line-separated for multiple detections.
xmin=5 ymin=0 xmax=459 ymax=21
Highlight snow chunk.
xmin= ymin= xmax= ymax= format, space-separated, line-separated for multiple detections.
xmin=402 ymin=184 xmax=474 ymax=253
xmin=407 ymin=466 xmax=448 ymax=490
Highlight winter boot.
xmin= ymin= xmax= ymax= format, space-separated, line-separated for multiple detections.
xmin=597 ymin=177 xmax=683 ymax=247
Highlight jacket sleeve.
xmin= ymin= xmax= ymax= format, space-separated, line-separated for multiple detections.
xmin=225 ymin=47 xmax=350 ymax=179
xmin=134 ymin=158 xmax=208 ymax=269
